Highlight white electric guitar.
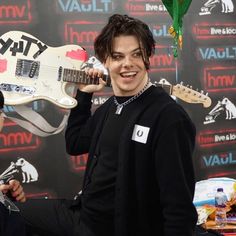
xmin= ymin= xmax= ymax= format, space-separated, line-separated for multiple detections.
xmin=0 ymin=31 xmax=211 ymax=109
xmin=0 ymin=31 xmax=111 ymax=109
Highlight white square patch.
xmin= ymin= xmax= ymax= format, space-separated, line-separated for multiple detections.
xmin=132 ymin=124 xmax=150 ymax=144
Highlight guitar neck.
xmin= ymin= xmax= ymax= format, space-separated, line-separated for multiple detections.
xmin=62 ymin=68 xmax=111 ymax=87
xmin=155 ymin=80 xmax=212 ymax=108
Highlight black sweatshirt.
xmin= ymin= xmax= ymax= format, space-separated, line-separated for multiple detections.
xmin=65 ymin=85 xmax=198 ymax=236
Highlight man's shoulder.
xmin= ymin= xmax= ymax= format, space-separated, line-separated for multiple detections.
xmin=146 ymin=85 xmax=177 ymax=109
xmin=148 ymin=86 xmax=193 ymax=123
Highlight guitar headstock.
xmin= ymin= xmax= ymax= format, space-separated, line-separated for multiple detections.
xmin=155 ymin=79 xmax=212 ymax=108
xmin=172 ymin=82 xmax=212 ymax=108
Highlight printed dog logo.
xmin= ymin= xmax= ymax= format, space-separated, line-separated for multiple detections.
xmin=204 ymin=97 xmax=236 ymax=124
xmin=221 ymin=0 xmax=234 ymax=13
xmin=199 ymin=0 xmax=234 ymax=15
xmin=0 ymin=158 xmax=39 ymax=184
xmin=221 ymin=97 xmax=236 ymax=120
xmin=15 ymin=158 xmax=39 ymax=183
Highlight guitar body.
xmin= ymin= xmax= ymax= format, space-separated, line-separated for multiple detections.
xmin=0 ymin=31 xmax=88 ymax=108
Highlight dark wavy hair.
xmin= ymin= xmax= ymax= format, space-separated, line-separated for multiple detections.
xmin=0 ymin=91 xmax=4 ymax=109
xmin=94 ymin=14 xmax=156 ymax=70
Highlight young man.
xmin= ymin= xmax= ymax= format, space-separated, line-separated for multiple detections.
xmin=65 ymin=14 xmax=198 ymax=236
xmin=0 ymin=14 xmax=197 ymax=236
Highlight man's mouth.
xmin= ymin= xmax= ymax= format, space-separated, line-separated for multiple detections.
xmin=120 ymin=72 xmax=137 ymax=78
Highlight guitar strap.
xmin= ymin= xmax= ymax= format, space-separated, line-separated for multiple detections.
xmin=3 ymin=105 xmax=69 ymax=137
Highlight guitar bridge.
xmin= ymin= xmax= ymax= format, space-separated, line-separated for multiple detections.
xmin=15 ymin=59 xmax=40 ymax=80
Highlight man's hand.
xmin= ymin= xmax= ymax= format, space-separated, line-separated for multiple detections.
xmin=0 ymin=179 xmax=26 ymax=202
xmin=78 ymin=68 xmax=107 ymax=93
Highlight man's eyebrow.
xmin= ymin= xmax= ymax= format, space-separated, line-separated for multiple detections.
xmin=133 ymin=48 xmax=141 ymax=52
xmin=112 ymin=48 xmax=141 ymax=54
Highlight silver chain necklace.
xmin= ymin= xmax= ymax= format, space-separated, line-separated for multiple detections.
xmin=113 ymin=79 xmax=151 ymax=115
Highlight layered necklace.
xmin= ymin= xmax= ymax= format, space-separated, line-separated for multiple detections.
xmin=113 ymin=79 xmax=151 ymax=115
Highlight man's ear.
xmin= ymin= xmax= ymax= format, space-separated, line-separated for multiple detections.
xmin=103 ymin=59 xmax=110 ymax=69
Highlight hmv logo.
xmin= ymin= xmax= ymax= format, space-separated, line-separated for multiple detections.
xmin=199 ymin=0 xmax=234 ymax=15
xmin=203 ymin=66 xmax=236 ymax=92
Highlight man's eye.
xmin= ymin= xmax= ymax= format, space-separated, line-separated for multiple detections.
xmin=133 ymin=52 xmax=142 ymax=57
xmin=112 ymin=55 xmax=122 ymax=60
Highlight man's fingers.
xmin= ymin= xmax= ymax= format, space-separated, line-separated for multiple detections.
xmin=9 ymin=179 xmax=20 ymax=191
xmin=85 ymin=68 xmax=104 ymax=79
xmin=6 ymin=179 xmax=26 ymax=202
xmin=15 ymin=191 xmax=26 ymax=202
xmin=11 ymin=184 xmax=22 ymax=197
xmin=0 ymin=184 xmax=10 ymax=192
xmin=79 ymin=68 xmax=106 ymax=93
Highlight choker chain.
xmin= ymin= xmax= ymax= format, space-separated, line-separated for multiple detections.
xmin=113 ymin=79 xmax=151 ymax=115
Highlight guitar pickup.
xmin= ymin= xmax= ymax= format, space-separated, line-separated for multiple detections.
xmin=29 ymin=61 xmax=39 ymax=78
xmin=15 ymin=59 xmax=40 ymax=80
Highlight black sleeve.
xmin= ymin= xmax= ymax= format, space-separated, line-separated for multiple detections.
xmin=65 ymin=90 xmax=94 ymax=155
xmin=154 ymin=106 xmax=197 ymax=236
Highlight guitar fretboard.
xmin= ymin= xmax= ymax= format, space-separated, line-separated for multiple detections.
xmin=16 ymin=59 xmax=112 ymax=87
xmin=63 ymin=68 xmax=111 ymax=87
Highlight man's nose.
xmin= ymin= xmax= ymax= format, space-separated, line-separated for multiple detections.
xmin=123 ymin=56 xmax=133 ymax=67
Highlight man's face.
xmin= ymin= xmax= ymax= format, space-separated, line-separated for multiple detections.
xmin=104 ymin=35 xmax=148 ymax=96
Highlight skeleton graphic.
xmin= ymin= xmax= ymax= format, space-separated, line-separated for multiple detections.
xmin=0 ymin=158 xmax=39 ymax=184
xmin=204 ymin=97 xmax=236 ymax=124
xmin=80 ymin=56 xmax=108 ymax=74
xmin=199 ymin=0 xmax=234 ymax=15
